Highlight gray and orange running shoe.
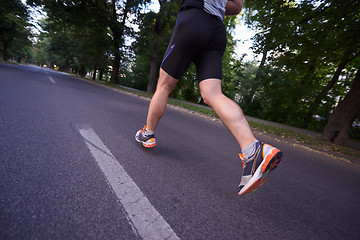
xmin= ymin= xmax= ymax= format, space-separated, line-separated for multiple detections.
xmin=238 ymin=142 xmax=283 ymax=196
xmin=135 ymin=125 xmax=156 ymax=148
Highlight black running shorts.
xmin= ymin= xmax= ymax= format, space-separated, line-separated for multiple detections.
xmin=160 ymin=8 xmax=227 ymax=82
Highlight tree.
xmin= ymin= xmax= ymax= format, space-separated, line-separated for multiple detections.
xmin=106 ymin=0 xmax=131 ymax=83
xmin=30 ymin=0 xmax=147 ymax=81
xmin=0 ymin=0 xmax=32 ymax=61
xmin=298 ymin=0 xmax=360 ymax=128
xmin=130 ymin=0 xmax=179 ymax=92
xmin=323 ymin=66 xmax=360 ymax=145
xmin=242 ymin=0 xmax=360 ymax=143
xmin=242 ymin=0 xmax=306 ymax=122
xmin=131 ymin=0 xmax=180 ymax=93
xmin=91 ymin=0 xmax=149 ymax=84
xmin=146 ymin=0 xmax=181 ymax=93
xmin=221 ymin=15 xmax=242 ymax=100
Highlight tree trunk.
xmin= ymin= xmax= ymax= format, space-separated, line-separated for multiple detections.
xmin=247 ymin=48 xmax=267 ymax=103
xmin=146 ymin=0 xmax=181 ymax=93
xmin=110 ymin=40 xmax=120 ymax=84
xmin=93 ymin=64 xmax=97 ymax=80
xmin=322 ymin=65 xmax=360 ymax=145
xmin=1 ymin=21 xmax=14 ymax=61
xmin=302 ymin=54 xmax=350 ymax=127
xmin=2 ymin=40 xmax=9 ymax=61
xmin=109 ymin=0 xmax=131 ymax=84
xmin=254 ymin=48 xmax=267 ymax=84
xmin=147 ymin=45 xmax=159 ymax=93
xmin=79 ymin=66 xmax=87 ymax=77
xmin=300 ymin=58 xmax=317 ymax=86
xmin=98 ymin=68 xmax=104 ymax=81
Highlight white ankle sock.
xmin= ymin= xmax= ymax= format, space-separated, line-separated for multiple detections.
xmin=145 ymin=127 xmax=154 ymax=135
xmin=242 ymin=140 xmax=260 ymax=161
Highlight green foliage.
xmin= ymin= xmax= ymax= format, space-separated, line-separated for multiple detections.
xmin=31 ymin=0 xmax=148 ymax=79
xmin=32 ymin=1 xmax=114 ymax=76
xmin=0 ymin=0 xmax=33 ymax=61
xmin=127 ymin=11 xmax=159 ymax=90
xmin=129 ymin=0 xmax=180 ymax=91
xmin=170 ymin=63 xmax=201 ymax=103
xmin=222 ymin=15 xmax=241 ymax=100
xmin=240 ymin=0 xmax=360 ymax=139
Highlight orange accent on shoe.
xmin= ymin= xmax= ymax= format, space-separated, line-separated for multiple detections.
xmin=261 ymin=148 xmax=281 ymax=173
xmin=143 ymin=138 xmax=156 ymax=148
xmin=240 ymin=176 xmax=269 ymax=196
xmin=269 ymin=157 xmax=280 ymax=171
xmin=238 ymin=154 xmax=245 ymax=169
xmin=257 ymin=176 xmax=268 ymax=188
xmin=239 ymin=178 xmax=264 ymax=196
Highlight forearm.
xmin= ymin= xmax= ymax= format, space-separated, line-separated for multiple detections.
xmin=225 ymin=0 xmax=243 ymax=15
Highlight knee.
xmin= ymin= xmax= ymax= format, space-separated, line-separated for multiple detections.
xmin=201 ymin=89 xmax=227 ymax=107
xmin=156 ymin=70 xmax=178 ymax=94
xmin=200 ymin=90 xmax=212 ymax=106
xmin=157 ymin=81 xmax=174 ymax=93
xmin=199 ymin=79 xmax=223 ymax=106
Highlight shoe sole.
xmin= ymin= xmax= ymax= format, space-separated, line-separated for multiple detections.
xmin=142 ymin=139 xmax=156 ymax=148
xmin=239 ymin=149 xmax=283 ymax=196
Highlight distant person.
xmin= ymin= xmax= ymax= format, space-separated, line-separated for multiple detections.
xmin=136 ymin=0 xmax=283 ymax=195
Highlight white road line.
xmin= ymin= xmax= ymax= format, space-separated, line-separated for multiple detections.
xmin=78 ymin=125 xmax=179 ymax=240
xmin=48 ymin=76 xmax=56 ymax=84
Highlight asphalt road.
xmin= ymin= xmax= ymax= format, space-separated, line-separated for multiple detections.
xmin=1 ymin=63 xmax=359 ymax=240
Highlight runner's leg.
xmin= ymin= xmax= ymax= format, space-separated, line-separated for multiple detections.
xmin=146 ymin=69 xmax=178 ymax=132
xmin=199 ymin=78 xmax=256 ymax=150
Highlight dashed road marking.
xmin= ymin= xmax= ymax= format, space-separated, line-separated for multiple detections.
xmin=78 ymin=125 xmax=179 ymax=240
xmin=48 ymin=76 xmax=56 ymax=84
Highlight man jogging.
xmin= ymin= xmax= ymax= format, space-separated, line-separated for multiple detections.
xmin=136 ymin=0 xmax=283 ymax=196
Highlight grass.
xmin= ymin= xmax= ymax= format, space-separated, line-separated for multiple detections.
xmin=249 ymin=122 xmax=360 ymax=164
xmin=75 ymin=75 xmax=360 ymax=163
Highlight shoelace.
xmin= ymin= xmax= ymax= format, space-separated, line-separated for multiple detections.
xmin=142 ymin=131 xmax=153 ymax=137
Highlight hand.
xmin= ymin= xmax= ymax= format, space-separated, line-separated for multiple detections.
xmin=225 ymin=0 xmax=243 ymax=15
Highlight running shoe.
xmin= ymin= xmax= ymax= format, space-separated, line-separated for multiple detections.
xmin=135 ymin=125 xmax=156 ymax=148
xmin=238 ymin=142 xmax=283 ymax=196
